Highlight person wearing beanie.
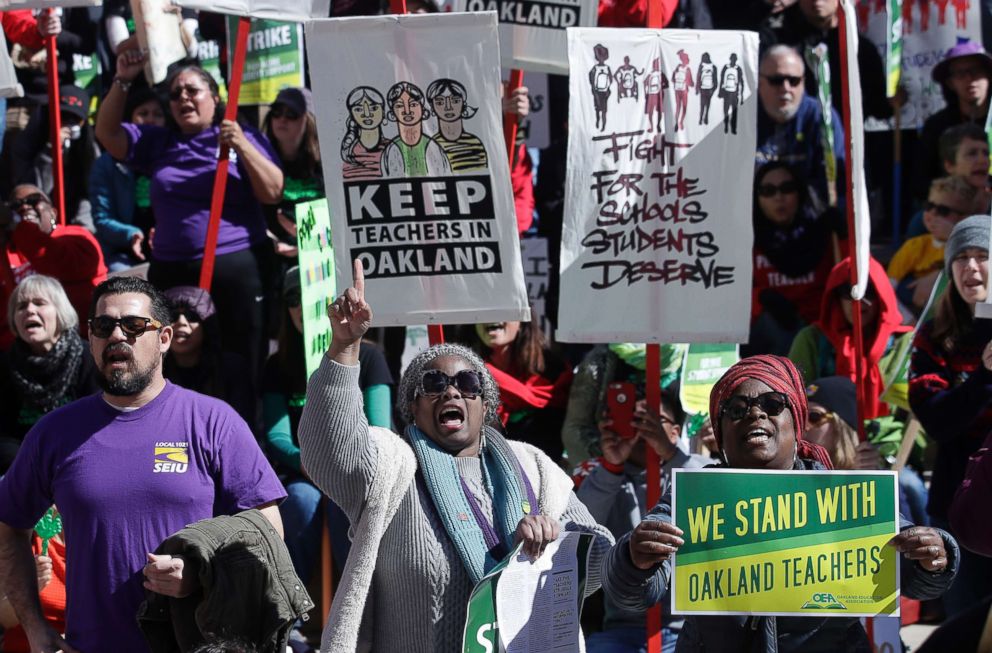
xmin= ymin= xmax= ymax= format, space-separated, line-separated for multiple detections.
xmin=90 ymin=85 xmax=165 ymax=271
xmin=788 ymin=256 xmax=912 ymax=420
xmin=909 ymin=213 xmax=992 ymax=617
xmin=162 ymin=285 xmax=256 ymax=431
xmin=604 ymin=356 xmax=959 ymax=653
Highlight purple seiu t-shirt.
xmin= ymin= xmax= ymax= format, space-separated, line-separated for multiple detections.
xmin=0 ymin=382 xmax=286 ymax=652
xmin=122 ymin=122 xmax=279 ymax=262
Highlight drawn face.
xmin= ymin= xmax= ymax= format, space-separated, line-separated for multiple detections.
xmin=169 ymin=70 xmax=217 ymax=135
xmin=678 ymin=51 xmax=689 ymax=65
xmin=951 ymin=246 xmax=990 ymax=305
xmin=759 ymin=51 xmax=805 ymax=123
xmin=393 ymin=91 xmax=424 ymax=127
xmin=756 ymin=167 xmax=800 ymax=227
xmin=14 ymin=291 xmax=60 ymax=353
xmin=720 ymin=379 xmax=797 ymax=470
xmin=947 ymin=56 xmax=990 ymax=106
xmin=351 ymin=98 xmax=384 ymax=130
xmin=944 ymin=137 xmax=990 ymax=190
xmin=432 ymin=91 xmax=464 ymax=123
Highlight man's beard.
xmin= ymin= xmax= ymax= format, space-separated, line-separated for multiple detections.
xmin=99 ymin=345 xmax=159 ymax=396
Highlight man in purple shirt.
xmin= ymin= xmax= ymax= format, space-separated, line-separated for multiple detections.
xmin=0 ymin=276 xmax=286 ymax=652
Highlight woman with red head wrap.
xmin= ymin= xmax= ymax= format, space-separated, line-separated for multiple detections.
xmin=602 ymin=355 xmax=959 ymax=652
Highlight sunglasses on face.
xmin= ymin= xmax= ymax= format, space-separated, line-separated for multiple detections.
xmin=757 ymin=181 xmax=799 ymax=197
xmin=88 ymin=315 xmax=163 ymax=339
xmin=418 ymin=369 xmax=483 ymax=398
xmin=720 ymin=391 xmax=788 ymax=421
xmin=270 ymin=106 xmax=301 ymax=121
xmin=924 ymin=201 xmax=964 ymax=218
xmin=172 ymin=308 xmax=202 ymax=324
xmin=169 ymin=85 xmax=206 ymax=101
xmin=807 ymin=409 xmax=835 ymax=426
xmin=7 ymin=193 xmax=48 ymax=212
xmin=762 ymin=74 xmax=803 ymax=88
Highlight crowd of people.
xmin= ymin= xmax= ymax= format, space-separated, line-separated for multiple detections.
xmin=0 ymin=0 xmax=990 ymax=651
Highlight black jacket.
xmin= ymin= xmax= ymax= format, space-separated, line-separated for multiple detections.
xmin=137 ymin=509 xmax=313 ymax=653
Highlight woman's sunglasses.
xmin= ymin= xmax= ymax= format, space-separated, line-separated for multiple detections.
xmin=88 ymin=315 xmax=163 ymax=339
xmin=7 ymin=193 xmax=48 ymax=212
xmin=720 ymin=391 xmax=788 ymax=421
xmin=757 ymin=181 xmax=799 ymax=198
xmin=169 ymin=85 xmax=206 ymax=101
xmin=923 ymin=201 xmax=963 ymax=218
xmin=807 ymin=409 xmax=835 ymax=426
xmin=418 ymin=369 xmax=483 ymax=398
xmin=270 ymin=106 xmax=301 ymax=121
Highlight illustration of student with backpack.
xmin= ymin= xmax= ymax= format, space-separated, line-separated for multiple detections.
xmin=589 ymin=44 xmax=613 ymax=131
xmin=643 ymin=57 xmax=668 ymax=133
xmin=614 ymin=56 xmax=644 ymax=103
xmin=719 ymin=53 xmax=744 ymax=135
xmin=672 ymin=49 xmax=694 ymax=131
xmin=696 ymin=52 xmax=718 ymax=126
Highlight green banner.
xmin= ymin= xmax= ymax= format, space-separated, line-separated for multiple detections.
xmin=197 ymin=39 xmax=229 ymax=103
xmin=72 ymin=52 xmax=101 ymax=117
xmin=226 ymin=17 xmax=305 ymax=106
xmin=672 ymin=469 xmax=899 ymax=616
xmin=885 ymin=0 xmax=903 ymax=98
xmin=462 ymin=543 xmax=520 ymax=653
xmin=296 ymin=199 xmax=335 ymax=380
xmin=679 ymin=344 xmax=739 ymax=417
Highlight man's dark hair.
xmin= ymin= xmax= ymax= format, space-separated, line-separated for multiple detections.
xmin=939 ymin=123 xmax=987 ymax=165
xmin=660 ymin=387 xmax=686 ymax=426
xmin=88 ymin=277 xmax=172 ymax=325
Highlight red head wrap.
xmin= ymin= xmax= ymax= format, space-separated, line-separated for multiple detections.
xmin=709 ymin=355 xmax=833 ymax=469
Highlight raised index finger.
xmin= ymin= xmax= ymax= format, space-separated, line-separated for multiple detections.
xmin=353 ymin=258 xmax=365 ymax=299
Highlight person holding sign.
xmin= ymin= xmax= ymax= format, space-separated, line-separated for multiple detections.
xmin=909 ymin=214 xmax=992 ymax=617
xmin=95 ymin=48 xmax=284 ymax=390
xmin=297 ymin=260 xmax=613 ymax=651
xmin=603 ymin=355 xmax=958 ymax=652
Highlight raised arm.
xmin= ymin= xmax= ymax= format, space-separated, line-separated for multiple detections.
xmin=219 ymin=121 xmax=284 ymax=205
xmin=95 ymin=48 xmax=147 ymax=161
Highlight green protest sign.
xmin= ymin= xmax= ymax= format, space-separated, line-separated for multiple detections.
xmin=672 ymin=469 xmax=899 ymax=617
xmin=196 ymin=39 xmax=229 ymax=102
xmin=226 ymin=17 xmax=304 ymax=106
xmin=679 ymin=344 xmax=739 ymax=417
xmin=462 ymin=543 xmax=520 ymax=653
xmin=72 ymin=52 xmax=101 ymax=115
xmin=885 ymin=0 xmax=903 ymax=98
xmin=296 ymin=199 xmax=335 ymax=380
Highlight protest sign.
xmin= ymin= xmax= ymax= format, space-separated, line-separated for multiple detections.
xmin=858 ymin=0 xmax=981 ymax=131
xmin=558 ymin=29 xmax=758 ymax=344
xmin=455 ymin=0 xmax=598 ymax=73
xmin=0 ymin=31 xmax=23 ymax=99
xmin=505 ymin=70 xmax=549 ymax=149
xmin=672 ymin=469 xmax=900 ymax=617
xmin=295 ymin=199 xmax=335 ymax=380
xmin=307 ymin=12 xmax=531 ymax=326
xmin=196 ymin=38 xmax=229 ymax=102
xmin=132 ymin=0 xmax=190 ymax=84
xmin=520 ymin=236 xmax=550 ymax=338
xmin=462 ymin=533 xmax=595 ymax=652
xmin=679 ymin=344 xmax=738 ymax=415
xmin=0 ymin=0 xmax=100 ymax=7
xmin=225 ymin=16 xmax=304 ymax=105
xmin=174 ymin=0 xmax=329 ymax=20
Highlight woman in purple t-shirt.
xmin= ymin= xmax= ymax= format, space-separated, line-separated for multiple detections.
xmin=95 ymin=47 xmax=284 ymax=389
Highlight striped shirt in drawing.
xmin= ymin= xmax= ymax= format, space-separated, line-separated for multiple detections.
xmin=434 ymin=132 xmax=488 ymax=173
xmin=342 ymin=142 xmax=386 ymax=180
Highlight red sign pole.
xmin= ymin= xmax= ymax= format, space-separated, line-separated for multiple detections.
xmin=503 ymin=68 xmax=524 ymax=157
xmin=198 ymin=16 xmax=251 ymax=292
xmin=44 ymin=9 xmax=65 ymax=225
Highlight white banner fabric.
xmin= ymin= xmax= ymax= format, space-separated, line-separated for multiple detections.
xmin=306 ymin=12 xmax=530 ymax=327
xmin=173 ymin=0 xmax=329 ymax=20
xmin=558 ymin=28 xmax=759 ymax=343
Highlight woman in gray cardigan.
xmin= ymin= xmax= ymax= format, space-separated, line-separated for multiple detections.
xmin=298 ymin=261 xmax=613 ymax=652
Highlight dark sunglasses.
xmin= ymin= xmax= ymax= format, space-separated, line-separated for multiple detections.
xmin=172 ymin=308 xmax=203 ymax=324
xmin=169 ymin=85 xmax=206 ymax=101
xmin=720 ymin=391 xmax=788 ymax=421
xmin=762 ymin=74 xmax=803 ymax=88
xmin=924 ymin=201 xmax=964 ymax=218
xmin=270 ymin=106 xmax=301 ymax=121
xmin=89 ymin=315 xmax=163 ymax=339
xmin=807 ymin=409 xmax=835 ymax=426
xmin=7 ymin=193 xmax=48 ymax=212
xmin=757 ymin=181 xmax=799 ymax=197
xmin=418 ymin=369 xmax=483 ymax=398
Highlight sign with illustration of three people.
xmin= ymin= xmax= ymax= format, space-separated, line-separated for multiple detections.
xmin=559 ymin=28 xmax=759 ymax=344
xmin=306 ymin=12 xmax=530 ymax=326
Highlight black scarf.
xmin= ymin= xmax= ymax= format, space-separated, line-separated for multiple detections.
xmin=10 ymin=329 xmax=86 ymax=412
xmin=753 ymin=204 xmax=832 ymax=278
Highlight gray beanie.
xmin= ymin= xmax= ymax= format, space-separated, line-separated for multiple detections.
xmin=945 ymin=214 xmax=991 ymax=276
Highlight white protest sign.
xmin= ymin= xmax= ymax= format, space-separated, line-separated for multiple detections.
xmin=0 ymin=0 xmax=100 ymax=6
xmin=859 ymin=0 xmax=981 ymax=130
xmin=455 ymin=0 xmax=598 ymax=73
xmin=0 ymin=31 xmax=24 ymax=99
xmin=520 ymin=236 xmax=550 ymax=338
xmin=131 ymin=0 xmax=189 ymax=84
xmin=173 ymin=0 xmax=329 ymax=20
xmin=307 ymin=13 xmax=530 ymax=327
xmin=504 ymin=70 xmax=550 ymax=149
xmin=558 ymin=28 xmax=758 ymax=344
